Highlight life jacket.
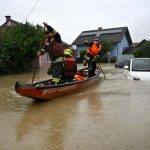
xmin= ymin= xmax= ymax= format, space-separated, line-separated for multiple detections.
xmin=87 ymin=41 xmax=101 ymax=57
xmin=74 ymin=74 xmax=85 ymax=81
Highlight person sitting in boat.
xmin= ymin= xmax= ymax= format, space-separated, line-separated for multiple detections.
xmin=84 ymin=38 xmax=102 ymax=77
xmin=62 ymin=48 xmax=77 ymax=83
xmin=37 ymin=22 xmax=64 ymax=85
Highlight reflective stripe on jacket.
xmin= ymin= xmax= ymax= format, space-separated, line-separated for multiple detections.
xmin=52 ymin=57 xmax=64 ymax=63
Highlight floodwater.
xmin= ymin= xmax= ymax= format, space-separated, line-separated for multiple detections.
xmin=0 ymin=64 xmax=150 ymax=150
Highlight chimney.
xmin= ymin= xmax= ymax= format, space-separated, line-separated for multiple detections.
xmin=98 ymin=27 xmax=102 ymax=30
xmin=5 ymin=15 xmax=11 ymax=21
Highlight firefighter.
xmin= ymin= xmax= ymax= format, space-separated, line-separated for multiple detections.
xmin=84 ymin=38 xmax=102 ymax=77
xmin=37 ymin=22 xmax=64 ymax=85
xmin=62 ymin=48 xmax=77 ymax=82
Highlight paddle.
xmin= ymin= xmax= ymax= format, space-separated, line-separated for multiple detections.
xmin=31 ymin=56 xmax=39 ymax=84
xmin=31 ymin=40 xmax=43 ymax=84
xmin=97 ymin=63 xmax=106 ymax=79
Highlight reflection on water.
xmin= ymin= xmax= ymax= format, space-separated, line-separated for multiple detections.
xmin=0 ymin=64 xmax=150 ymax=150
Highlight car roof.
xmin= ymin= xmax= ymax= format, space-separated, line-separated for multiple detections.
xmin=117 ymin=55 xmax=134 ymax=61
xmin=132 ymin=58 xmax=150 ymax=61
xmin=118 ymin=55 xmax=134 ymax=58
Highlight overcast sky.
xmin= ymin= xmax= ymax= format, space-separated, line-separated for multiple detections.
xmin=0 ymin=0 xmax=150 ymax=44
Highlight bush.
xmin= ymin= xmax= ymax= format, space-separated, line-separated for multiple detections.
xmin=133 ymin=41 xmax=150 ymax=58
xmin=77 ymin=50 xmax=86 ymax=63
xmin=0 ymin=23 xmax=44 ymax=75
xmin=110 ymin=56 xmax=117 ymax=63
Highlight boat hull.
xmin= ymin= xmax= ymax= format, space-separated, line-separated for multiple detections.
xmin=15 ymin=68 xmax=100 ymax=100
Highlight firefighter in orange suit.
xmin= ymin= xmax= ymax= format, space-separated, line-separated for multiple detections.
xmin=84 ymin=38 xmax=102 ymax=77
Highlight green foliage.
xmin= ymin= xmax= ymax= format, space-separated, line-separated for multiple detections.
xmin=96 ymin=40 xmax=113 ymax=63
xmin=0 ymin=23 xmax=44 ymax=75
xmin=78 ymin=50 xmax=86 ymax=63
xmin=110 ymin=56 xmax=117 ymax=63
xmin=133 ymin=41 xmax=150 ymax=58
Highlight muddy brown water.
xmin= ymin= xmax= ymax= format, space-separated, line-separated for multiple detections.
xmin=0 ymin=64 xmax=150 ymax=150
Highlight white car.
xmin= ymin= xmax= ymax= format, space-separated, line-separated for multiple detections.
xmin=124 ymin=58 xmax=150 ymax=80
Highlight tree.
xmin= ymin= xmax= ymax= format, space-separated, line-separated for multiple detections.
xmin=0 ymin=23 xmax=44 ymax=75
xmin=133 ymin=41 xmax=150 ymax=58
xmin=98 ymin=40 xmax=113 ymax=63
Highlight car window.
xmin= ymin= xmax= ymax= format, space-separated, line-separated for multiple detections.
xmin=132 ymin=59 xmax=150 ymax=71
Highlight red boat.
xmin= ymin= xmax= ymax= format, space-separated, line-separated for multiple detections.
xmin=15 ymin=67 xmax=101 ymax=100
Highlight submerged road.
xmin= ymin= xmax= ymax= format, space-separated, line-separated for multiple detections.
xmin=0 ymin=63 xmax=150 ymax=150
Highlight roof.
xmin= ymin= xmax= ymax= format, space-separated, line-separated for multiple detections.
xmin=72 ymin=27 xmax=132 ymax=45
xmin=132 ymin=39 xmax=147 ymax=48
xmin=62 ymin=41 xmax=70 ymax=48
xmin=1 ymin=16 xmax=21 ymax=27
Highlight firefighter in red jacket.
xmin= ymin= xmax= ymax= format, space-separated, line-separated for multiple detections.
xmin=62 ymin=49 xmax=77 ymax=82
xmin=37 ymin=22 xmax=64 ymax=85
xmin=84 ymin=38 xmax=102 ymax=77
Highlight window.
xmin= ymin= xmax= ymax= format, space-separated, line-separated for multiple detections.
xmin=132 ymin=59 xmax=150 ymax=71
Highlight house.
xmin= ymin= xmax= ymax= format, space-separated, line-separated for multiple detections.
xmin=123 ymin=39 xmax=148 ymax=54
xmin=132 ymin=39 xmax=147 ymax=48
xmin=71 ymin=27 xmax=132 ymax=58
xmin=1 ymin=15 xmax=21 ymax=27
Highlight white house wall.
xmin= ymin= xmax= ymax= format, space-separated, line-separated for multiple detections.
xmin=39 ymin=53 xmax=50 ymax=70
